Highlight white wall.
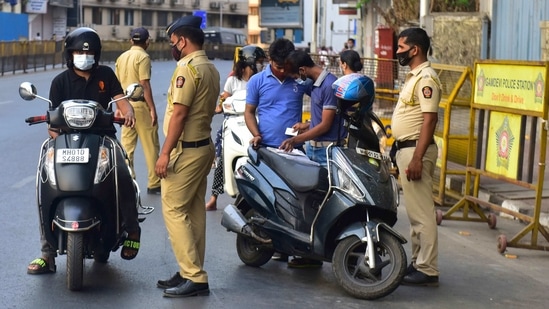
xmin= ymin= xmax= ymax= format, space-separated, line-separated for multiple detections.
xmin=322 ymin=0 xmax=359 ymax=53
xmin=320 ymin=0 xmax=376 ymax=57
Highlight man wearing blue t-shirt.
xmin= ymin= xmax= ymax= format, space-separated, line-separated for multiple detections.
xmin=245 ymin=38 xmax=310 ymax=150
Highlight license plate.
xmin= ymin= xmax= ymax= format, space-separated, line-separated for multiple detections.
xmin=56 ymin=148 xmax=90 ymax=163
xmin=357 ymin=148 xmax=382 ymax=160
xmin=366 ymin=150 xmax=382 ymax=160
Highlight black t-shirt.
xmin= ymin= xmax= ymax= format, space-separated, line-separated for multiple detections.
xmin=49 ymin=65 xmax=124 ymax=134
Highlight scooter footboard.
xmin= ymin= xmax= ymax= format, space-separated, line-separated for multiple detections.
xmin=53 ymin=197 xmax=101 ymax=232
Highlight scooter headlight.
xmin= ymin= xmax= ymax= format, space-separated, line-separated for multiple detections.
xmin=94 ymin=146 xmax=111 ymax=184
xmin=336 ymin=167 xmax=363 ymax=200
xmin=331 ymin=148 xmax=368 ymax=202
xmin=43 ymin=146 xmax=56 ymax=186
xmin=63 ymin=104 xmax=96 ymax=129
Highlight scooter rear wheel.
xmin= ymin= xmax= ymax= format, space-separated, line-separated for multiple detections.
xmin=236 ymin=210 xmax=274 ymax=267
xmin=93 ymin=250 xmax=110 ymax=263
xmin=332 ymin=230 xmax=406 ymax=300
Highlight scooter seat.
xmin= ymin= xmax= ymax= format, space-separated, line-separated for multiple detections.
xmin=258 ymin=148 xmax=328 ymax=193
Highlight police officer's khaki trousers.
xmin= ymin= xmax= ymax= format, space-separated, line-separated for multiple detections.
xmin=396 ymin=144 xmax=439 ymax=276
xmin=121 ymin=102 xmax=161 ymax=189
xmin=161 ymin=141 xmax=215 ymax=283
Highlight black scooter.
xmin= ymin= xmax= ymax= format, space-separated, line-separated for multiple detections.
xmin=19 ymin=82 xmax=154 ymax=291
xmin=221 ymin=82 xmax=407 ymax=300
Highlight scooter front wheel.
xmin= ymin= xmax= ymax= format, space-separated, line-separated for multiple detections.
xmin=332 ymin=231 xmax=406 ymax=300
xmin=236 ymin=210 xmax=274 ymax=267
xmin=67 ymin=232 xmax=84 ymax=291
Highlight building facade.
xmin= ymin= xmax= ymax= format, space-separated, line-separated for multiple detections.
xmin=3 ymin=0 xmax=250 ymax=41
xmin=77 ymin=0 xmax=250 ymax=41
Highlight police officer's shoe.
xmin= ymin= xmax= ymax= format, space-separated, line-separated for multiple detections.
xmin=163 ymin=280 xmax=210 ymax=298
xmin=157 ymin=272 xmax=186 ymax=289
xmin=405 ymin=262 xmax=417 ymax=275
xmin=402 ymin=271 xmax=439 ymax=287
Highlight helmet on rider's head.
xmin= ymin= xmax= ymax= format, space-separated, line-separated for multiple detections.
xmin=238 ymin=45 xmax=266 ymax=68
xmin=64 ymin=27 xmax=102 ymax=69
xmin=332 ymin=73 xmax=375 ymax=113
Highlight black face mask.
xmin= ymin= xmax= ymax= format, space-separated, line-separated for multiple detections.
xmin=396 ymin=46 xmax=414 ymax=66
xmin=172 ymin=45 xmax=182 ymax=61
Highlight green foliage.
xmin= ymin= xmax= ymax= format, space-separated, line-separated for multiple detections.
xmin=357 ymin=0 xmax=372 ymax=9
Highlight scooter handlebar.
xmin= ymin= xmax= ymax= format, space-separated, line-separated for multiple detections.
xmin=25 ymin=115 xmax=48 ymax=125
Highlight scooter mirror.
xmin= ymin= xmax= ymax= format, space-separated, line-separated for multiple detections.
xmin=126 ymin=83 xmax=144 ymax=101
xmin=19 ymin=82 xmax=37 ymax=101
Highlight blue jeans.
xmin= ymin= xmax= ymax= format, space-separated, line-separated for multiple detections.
xmin=305 ymin=142 xmax=328 ymax=167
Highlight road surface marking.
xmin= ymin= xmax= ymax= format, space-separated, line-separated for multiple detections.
xmin=12 ymin=175 xmax=35 ymax=189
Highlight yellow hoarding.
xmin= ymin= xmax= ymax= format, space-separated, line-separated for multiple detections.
xmin=485 ymin=111 xmax=521 ymax=179
xmin=474 ymin=62 xmax=546 ymax=113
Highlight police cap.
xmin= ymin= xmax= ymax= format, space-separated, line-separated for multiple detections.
xmin=130 ymin=27 xmax=149 ymax=41
xmin=166 ymin=16 xmax=203 ymax=36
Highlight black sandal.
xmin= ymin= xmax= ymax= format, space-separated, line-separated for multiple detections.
xmin=121 ymin=229 xmax=141 ymax=260
xmin=27 ymin=257 xmax=56 ymax=275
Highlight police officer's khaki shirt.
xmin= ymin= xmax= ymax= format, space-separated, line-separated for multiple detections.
xmin=115 ymin=45 xmax=151 ymax=101
xmin=391 ymin=61 xmax=441 ymax=142
xmin=164 ymin=50 xmax=220 ymax=142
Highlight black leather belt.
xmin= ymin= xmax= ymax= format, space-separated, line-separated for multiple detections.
xmin=180 ymin=138 xmax=210 ymax=148
xmin=394 ymin=139 xmax=434 ymax=150
xmin=129 ymin=97 xmax=145 ymax=102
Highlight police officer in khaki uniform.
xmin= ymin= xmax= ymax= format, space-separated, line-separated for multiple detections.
xmin=154 ymin=16 xmax=220 ymax=298
xmin=391 ymin=27 xmax=441 ymax=287
xmin=115 ymin=27 xmax=161 ymax=194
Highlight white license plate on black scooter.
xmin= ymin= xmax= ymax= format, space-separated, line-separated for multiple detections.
xmin=56 ymin=148 xmax=90 ymax=163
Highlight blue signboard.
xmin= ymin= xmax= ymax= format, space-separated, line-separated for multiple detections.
xmin=193 ymin=10 xmax=207 ymax=29
xmin=0 ymin=12 xmax=28 ymax=41
xmin=259 ymin=0 xmax=303 ymax=28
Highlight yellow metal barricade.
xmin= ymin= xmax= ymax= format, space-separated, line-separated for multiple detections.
xmin=442 ymin=60 xmax=549 ymax=253
xmin=431 ymin=64 xmax=475 ymax=205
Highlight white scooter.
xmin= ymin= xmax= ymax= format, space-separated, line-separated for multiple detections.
xmin=221 ymin=89 xmax=252 ymax=197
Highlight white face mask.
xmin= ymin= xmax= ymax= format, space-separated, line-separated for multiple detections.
xmin=73 ymin=54 xmax=95 ymax=71
xmin=256 ymin=62 xmax=264 ymax=72
xmin=294 ymin=69 xmax=306 ymax=85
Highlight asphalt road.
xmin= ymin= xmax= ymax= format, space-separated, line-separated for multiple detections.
xmin=1 ymin=60 xmax=549 ymax=309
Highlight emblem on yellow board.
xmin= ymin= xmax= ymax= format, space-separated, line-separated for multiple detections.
xmin=495 ymin=116 xmax=514 ymax=169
